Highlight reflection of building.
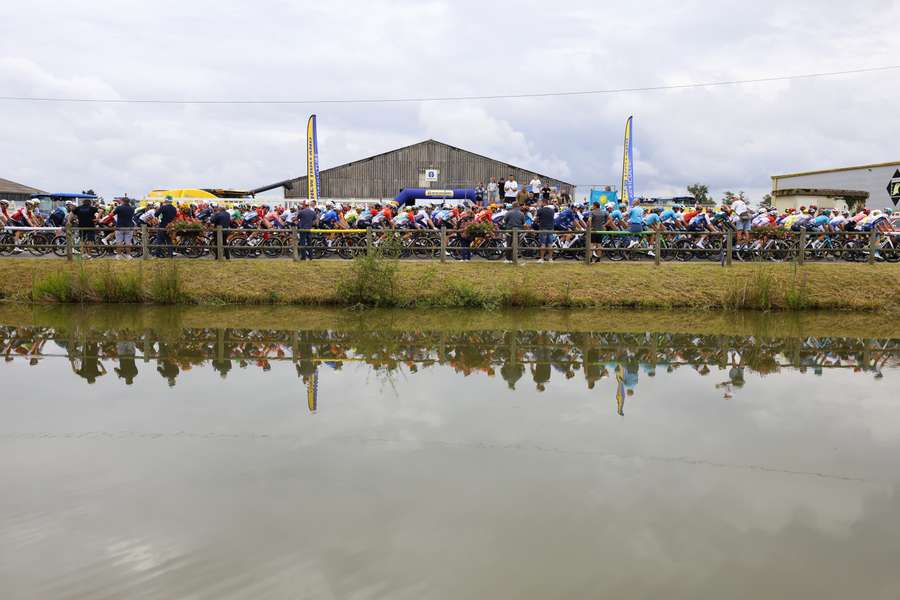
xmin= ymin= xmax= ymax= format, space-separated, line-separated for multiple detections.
xmin=772 ymin=161 xmax=900 ymax=210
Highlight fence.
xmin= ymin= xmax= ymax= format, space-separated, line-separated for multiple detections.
xmin=0 ymin=225 xmax=898 ymax=264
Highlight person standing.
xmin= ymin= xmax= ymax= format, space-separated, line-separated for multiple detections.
xmin=113 ymin=197 xmax=135 ymax=259
xmin=154 ymin=196 xmax=178 ymax=258
xmin=588 ymin=201 xmax=610 ymax=260
xmin=297 ymin=200 xmax=318 ymax=260
xmin=487 ymin=177 xmax=499 ymax=205
xmin=535 ymin=197 xmax=556 ymax=262
xmin=504 ymin=175 xmax=518 ymax=203
xmin=502 ymin=202 xmax=526 ymax=263
xmin=209 ymin=204 xmax=232 ymax=260
xmin=72 ymin=197 xmax=99 ymax=258
xmin=529 ymin=176 xmax=542 ymax=203
xmin=475 ymin=182 xmax=486 ymax=207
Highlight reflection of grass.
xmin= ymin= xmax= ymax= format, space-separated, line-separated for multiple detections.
xmin=3 ymin=303 xmax=898 ymax=341
xmin=4 ymin=259 xmax=899 ymax=314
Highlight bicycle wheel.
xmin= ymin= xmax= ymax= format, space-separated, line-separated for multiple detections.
xmin=477 ymin=237 xmax=505 ymax=261
xmin=227 ymin=236 xmax=249 ymax=258
xmin=261 ymin=237 xmax=285 ymax=258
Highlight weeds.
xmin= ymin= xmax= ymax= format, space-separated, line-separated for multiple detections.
xmin=148 ymin=263 xmax=185 ymax=304
xmin=336 ymin=253 xmax=400 ymax=307
xmin=723 ymin=268 xmax=775 ymax=310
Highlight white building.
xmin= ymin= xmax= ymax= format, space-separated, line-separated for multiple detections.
xmin=772 ymin=161 xmax=900 ymax=211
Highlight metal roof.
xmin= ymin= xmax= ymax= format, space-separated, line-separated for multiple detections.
xmin=772 ymin=161 xmax=900 ymax=180
xmin=0 ymin=177 xmax=45 ymax=195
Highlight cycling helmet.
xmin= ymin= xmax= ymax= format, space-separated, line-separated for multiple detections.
xmin=0 ymin=199 xmax=9 ymax=205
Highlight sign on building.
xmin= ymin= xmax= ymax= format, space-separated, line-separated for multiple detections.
xmin=888 ymin=170 xmax=900 ymax=206
xmin=424 ymin=169 xmax=439 ymax=182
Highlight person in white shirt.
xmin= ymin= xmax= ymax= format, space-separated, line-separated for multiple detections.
xmin=529 ymin=177 xmax=542 ymax=201
xmin=487 ymin=177 xmax=499 ymax=205
xmin=730 ymin=198 xmax=751 ymax=244
xmin=504 ymin=176 xmax=518 ymax=201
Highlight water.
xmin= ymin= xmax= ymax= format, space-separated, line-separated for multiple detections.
xmin=1 ymin=305 xmax=899 ymax=599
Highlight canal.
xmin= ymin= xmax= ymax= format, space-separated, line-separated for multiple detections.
xmin=1 ymin=305 xmax=899 ymax=598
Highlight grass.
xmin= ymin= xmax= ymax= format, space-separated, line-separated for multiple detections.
xmin=2 ymin=257 xmax=898 ymax=314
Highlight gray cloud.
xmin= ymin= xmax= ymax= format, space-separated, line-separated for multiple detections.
xmin=1 ymin=0 xmax=898 ymax=201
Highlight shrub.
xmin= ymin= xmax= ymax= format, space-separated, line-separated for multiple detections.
xmin=149 ymin=262 xmax=185 ymax=304
xmin=336 ymin=254 xmax=399 ymax=307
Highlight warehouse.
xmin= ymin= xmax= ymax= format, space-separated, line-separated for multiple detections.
xmin=771 ymin=161 xmax=900 ymax=211
xmin=0 ymin=177 xmax=45 ymax=205
xmin=263 ymin=139 xmax=575 ymax=202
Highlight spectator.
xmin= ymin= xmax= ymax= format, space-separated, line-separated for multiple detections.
xmin=296 ymin=200 xmax=318 ymax=260
xmin=535 ymin=197 xmax=556 ymax=262
xmin=588 ymin=201 xmax=610 ymax=259
xmin=529 ymin=176 xmax=542 ymax=202
xmin=487 ymin=177 xmax=499 ymax=205
xmin=209 ymin=204 xmax=232 ymax=260
xmin=72 ymin=197 xmax=99 ymax=257
xmin=475 ymin=182 xmax=486 ymax=207
xmin=113 ymin=197 xmax=135 ymax=259
xmin=541 ymin=184 xmax=552 ymax=203
xmin=504 ymin=175 xmax=518 ymax=203
xmin=154 ymin=196 xmax=178 ymax=258
xmin=502 ymin=202 xmax=526 ymax=263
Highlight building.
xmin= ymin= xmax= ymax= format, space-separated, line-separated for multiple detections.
xmin=0 ymin=177 xmax=45 ymax=205
xmin=772 ymin=161 xmax=900 ymax=211
xmin=771 ymin=188 xmax=869 ymax=213
xmin=261 ymin=139 xmax=575 ymax=203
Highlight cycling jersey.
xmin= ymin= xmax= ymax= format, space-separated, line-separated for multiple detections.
xmin=48 ymin=208 xmax=67 ymax=227
xmin=555 ymin=207 xmax=576 ymax=229
xmin=644 ymin=213 xmax=661 ymax=228
xmin=809 ymin=215 xmax=829 ymax=229
xmin=687 ymin=214 xmax=709 ymax=231
xmin=752 ymin=214 xmax=773 ymax=228
xmin=660 ymin=209 xmax=677 ymax=223
xmin=321 ymin=209 xmax=339 ymax=225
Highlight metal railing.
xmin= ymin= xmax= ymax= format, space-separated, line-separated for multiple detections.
xmin=1 ymin=225 xmax=898 ymax=264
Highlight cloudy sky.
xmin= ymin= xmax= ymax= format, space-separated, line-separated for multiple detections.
xmin=1 ymin=0 xmax=898 ymax=202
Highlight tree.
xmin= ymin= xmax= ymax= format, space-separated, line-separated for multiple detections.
xmin=687 ymin=183 xmax=711 ymax=204
xmin=760 ymin=193 xmax=773 ymax=208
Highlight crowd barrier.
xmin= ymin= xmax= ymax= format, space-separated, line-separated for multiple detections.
xmin=0 ymin=225 xmax=898 ymax=264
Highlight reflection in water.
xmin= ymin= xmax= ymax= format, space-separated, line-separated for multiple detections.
xmin=2 ymin=324 xmax=896 ymax=415
xmin=3 ymin=309 xmax=900 ymax=599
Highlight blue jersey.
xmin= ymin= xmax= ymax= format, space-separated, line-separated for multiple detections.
xmin=660 ymin=209 xmax=676 ymax=223
xmin=321 ymin=209 xmax=339 ymax=224
xmin=644 ymin=213 xmax=661 ymax=227
xmin=610 ymin=209 xmax=623 ymax=223
xmin=627 ymin=206 xmax=644 ymax=224
xmin=555 ymin=207 xmax=576 ymax=228
xmin=810 ymin=215 xmax=829 ymax=228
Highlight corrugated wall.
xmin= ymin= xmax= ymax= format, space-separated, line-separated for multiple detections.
xmin=284 ymin=140 xmax=574 ymax=200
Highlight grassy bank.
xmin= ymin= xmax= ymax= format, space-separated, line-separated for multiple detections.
xmin=1 ymin=257 xmax=898 ymax=313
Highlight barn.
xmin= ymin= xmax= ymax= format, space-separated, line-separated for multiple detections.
xmin=0 ymin=177 xmax=45 ymax=205
xmin=260 ymin=139 xmax=575 ymax=202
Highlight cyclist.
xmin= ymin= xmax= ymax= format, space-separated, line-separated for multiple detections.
xmin=9 ymin=200 xmax=39 ymax=254
xmin=47 ymin=202 xmax=71 ymax=228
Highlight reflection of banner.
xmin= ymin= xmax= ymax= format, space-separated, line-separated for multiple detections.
xmin=307 ymin=367 xmax=318 ymax=413
xmin=620 ymin=116 xmax=635 ymax=207
xmin=307 ymin=115 xmax=321 ymax=201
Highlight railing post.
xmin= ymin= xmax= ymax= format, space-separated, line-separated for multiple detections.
xmin=725 ymin=231 xmax=733 ymax=267
xmin=141 ymin=225 xmax=149 ymax=260
xmin=512 ymin=229 xmax=519 ymax=265
xmin=216 ymin=226 xmax=224 ymax=261
xmin=797 ymin=229 xmax=805 ymax=266
xmin=868 ymin=230 xmax=877 ymax=264
xmin=290 ymin=228 xmax=298 ymax=261
xmin=65 ymin=224 xmax=73 ymax=261
xmin=366 ymin=228 xmax=373 ymax=257
xmin=584 ymin=229 xmax=591 ymax=265
xmin=439 ymin=227 xmax=447 ymax=263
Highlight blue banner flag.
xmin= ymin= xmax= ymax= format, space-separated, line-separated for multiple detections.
xmin=621 ymin=116 xmax=635 ymax=207
xmin=307 ymin=115 xmax=321 ymax=201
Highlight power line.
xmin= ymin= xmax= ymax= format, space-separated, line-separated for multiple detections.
xmin=0 ymin=65 xmax=897 ymax=106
